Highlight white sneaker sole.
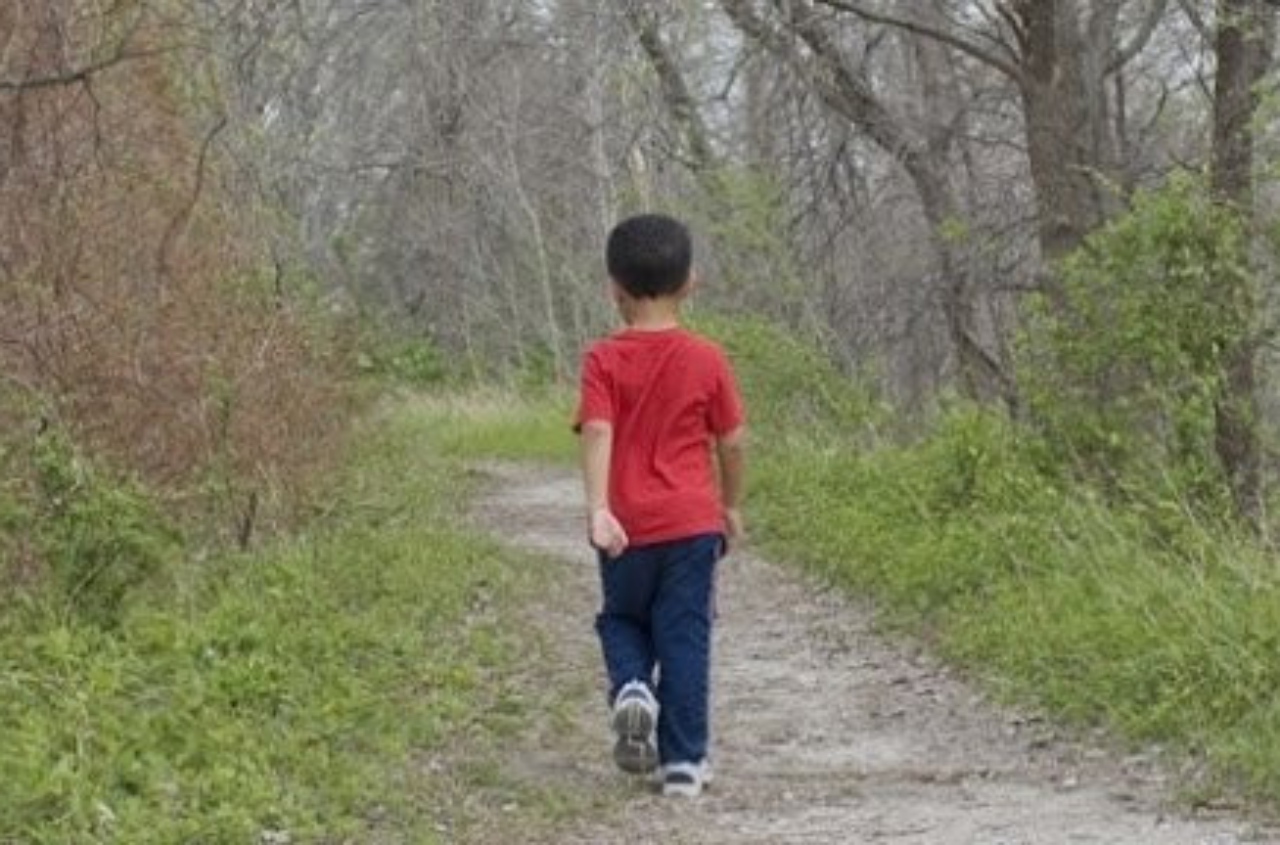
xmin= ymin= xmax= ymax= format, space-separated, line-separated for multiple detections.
xmin=661 ymin=761 xmax=710 ymax=798
xmin=662 ymin=779 xmax=702 ymax=798
xmin=611 ymin=697 xmax=658 ymax=774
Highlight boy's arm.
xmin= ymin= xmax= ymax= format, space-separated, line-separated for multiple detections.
xmin=579 ymin=419 xmax=629 ymax=558
xmin=716 ymin=426 xmax=746 ymax=551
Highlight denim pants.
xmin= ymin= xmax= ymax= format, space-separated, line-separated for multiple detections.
xmin=596 ymin=532 xmax=720 ymax=766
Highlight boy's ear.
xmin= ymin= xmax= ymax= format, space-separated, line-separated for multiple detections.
xmin=680 ymin=268 xmax=700 ymax=297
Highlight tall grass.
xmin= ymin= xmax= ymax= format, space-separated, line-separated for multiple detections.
xmin=0 ymin=401 xmax=553 ymax=842
xmin=420 ymin=389 xmax=578 ymax=463
xmin=749 ymin=407 xmax=1280 ymax=802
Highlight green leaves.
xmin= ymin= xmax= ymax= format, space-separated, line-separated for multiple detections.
xmin=357 ymin=334 xmax=451 ymax=387
xmin=29 ymin=431 xmax=178 ymax=629
xmin=1019 ymin=173 xmax=1252 ymax=511
xmin=691 ymin=313 xmax=885 ymax=444
xmin=0 ymin=403 xmax=538 ymax=842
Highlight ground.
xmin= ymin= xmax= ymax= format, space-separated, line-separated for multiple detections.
xmin=469 ymin=462 xmax=1277 ymax=845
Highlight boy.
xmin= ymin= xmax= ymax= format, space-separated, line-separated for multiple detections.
xmin=574 ymin=214 xmax=746 ymax=799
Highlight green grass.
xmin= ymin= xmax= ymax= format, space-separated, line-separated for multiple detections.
xmin=0 ymin=399 xmax=568 ymax=843
xmin=748 ymin=406 xmax=1280 ymax=806
xmin=419 ymin=389 xmax=577 ymax=463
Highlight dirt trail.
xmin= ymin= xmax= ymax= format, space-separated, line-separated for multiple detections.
xmin=472 ymin=463 xmax=1276 ymax=845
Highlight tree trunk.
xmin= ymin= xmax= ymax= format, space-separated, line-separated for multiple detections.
xmin=624 ymin=3 xmax=715 ymax=172
xmin=1210 ymin=0 xmax=1273 ymax=519
xmin=1014 ymin=0 xmax=1120 ymax=262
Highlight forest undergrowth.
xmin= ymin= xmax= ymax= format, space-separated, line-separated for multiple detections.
xmin=0 ymin=399 xmax=586 ymax=843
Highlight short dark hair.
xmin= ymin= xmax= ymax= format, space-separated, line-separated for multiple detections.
xmin=606 ymin=214 xmax=693 ymax=299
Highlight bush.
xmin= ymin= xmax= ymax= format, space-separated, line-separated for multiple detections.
xmin=0 ymin=400 xmax=544 ymax=842
xmin=691 ymin=313 xmax=884 ymax=443
xmin=0 ymin=7 xmax=350 ymax=544
xmin=1018 ymin=174 xmax=1251 ymax=509
xmin=0 ymin=450 xmax=34 ymax=586
xmin=678 ymin=167 xmax=811 ymax=322
xmin=357 ymin=334 xmax=450 ymax=387
xmin=29 ymin=431 xmax=178 ymax=628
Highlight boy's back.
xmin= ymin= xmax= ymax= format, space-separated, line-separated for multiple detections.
xmin=577 ymin=326 xmax=742 ymax=546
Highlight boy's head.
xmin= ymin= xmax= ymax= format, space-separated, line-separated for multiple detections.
xmin=606 ymin=214 xmax=693 ymax=300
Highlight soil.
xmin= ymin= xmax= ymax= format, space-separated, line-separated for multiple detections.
xmin=470 ymin=462 xmax=1278 ymax=845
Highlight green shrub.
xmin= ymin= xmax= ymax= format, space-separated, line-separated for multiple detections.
xmin=684 ymin=167 xmax=809 ymax=318
xmin=0 ymin=400 xmax=546 ymax=842
xmin=691 ymin=313 xmax=884 ymax=443
xmin=512 ymin=343 xmax=559 ymax=391
xmin=30 ymin=432 xmax=178 ymax=628
xmin=1018 ymin=173 xmax=1251 ymax=509
xmin=0 ymin=457 xmax=33 ymax=583
xmin=750 ymin=398 xmax=1280 ymax=804
xmin=357 ymin=334 xmax=450 ymax=386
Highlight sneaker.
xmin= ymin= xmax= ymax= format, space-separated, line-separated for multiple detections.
xmin=651 ymin=759 xmax=713 ymax=790
xmin=662 ymin=760 xmax=711 ymax=798
xmin=611 ymin=680 xmax=658 ymax=774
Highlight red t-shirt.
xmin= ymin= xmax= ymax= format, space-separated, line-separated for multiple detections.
xmin=575 ymin=326 xmax=745 ymax=546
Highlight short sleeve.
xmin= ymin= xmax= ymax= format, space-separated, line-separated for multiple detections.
xmin=574 ymin=346 xmax=614 ymax=432
xmin=707 ymin=350 xmax=745 ymax=436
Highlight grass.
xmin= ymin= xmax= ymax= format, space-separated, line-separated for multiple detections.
xmin=0 ymin=397 xmax=580 ymax=843
xmin=747 ymin=407 xmax=1280 ymax=807
xmin=419 ymin=389 xmax=577 ymax=464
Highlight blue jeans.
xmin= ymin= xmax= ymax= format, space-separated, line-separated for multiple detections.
xmin=596 ymin=533 xmax=720 ymax=766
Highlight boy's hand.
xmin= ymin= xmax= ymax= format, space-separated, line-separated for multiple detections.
xmin=724 ymin=507 xmax=744 ymax=554
xmin=590 ymin=508 xmax=629 ymax=558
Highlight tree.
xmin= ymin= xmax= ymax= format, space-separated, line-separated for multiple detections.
xmin=624 ymin=1 xmax=716 ymax=172
xmin=718 ymin=0 xmax=1011 ymax=401
xmin=1209 ymin=0 xmax=1275 ymax=517
xmin=814 ymin=0 xmax=1170 ymax=262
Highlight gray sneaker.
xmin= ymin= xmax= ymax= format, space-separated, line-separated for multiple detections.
xmin=611 ymin=680 xmax=658 ymax=774
xmin=661 ymin=760 xmax=711 ymax=798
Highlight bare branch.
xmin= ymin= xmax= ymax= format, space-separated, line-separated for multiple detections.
xmin=156 ymin=113 xmax=230 ymax=278
xmin=1107 ymin=0 xmax=1171 ymax=74
xmin=719 ymin=0 xmax=915 ymax=163
xmin=0 ymin=45 xmax=173 ymax=93
xmin=812 ymin=0 xmax=1024 ymax=82
xmin=623 ymin=2 xmax=715 ymax=170
xmin=1179 ymin=0 xmax=1214 ymax=40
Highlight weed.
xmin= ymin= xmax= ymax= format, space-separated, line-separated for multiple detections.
xmin=0 ymin=401 xmax=565 ymax=841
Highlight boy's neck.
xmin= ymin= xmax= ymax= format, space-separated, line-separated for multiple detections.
xmin=623 ymin=297 xmax=682 ymax=331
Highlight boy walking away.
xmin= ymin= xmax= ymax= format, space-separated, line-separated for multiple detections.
xmin=574 ymin=214 xmax=746 ymax=799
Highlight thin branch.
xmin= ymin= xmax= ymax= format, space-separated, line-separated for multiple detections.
xmin=1107 ymin=0 xmax=1171 ymax=74
xmin=156 ymin=113 xmax=230 ymax=278
xmin=812 ymin=0 xmax=1024 ymax=82
xmin=974 ymin=1 xmax=1028 ymax=59
xmin=0 ymin=45 xmax=173 ymax=92
xmin=993 ymin=0 xmax=1031 ymax=55
xmin=623 ymin=2 xmax=715 ymax=170
xmin=1179 ymin=0 xmax=1213 ymax=40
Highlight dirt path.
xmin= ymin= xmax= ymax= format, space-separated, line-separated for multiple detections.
xmin=472 ymin=463 xmax=1275 ymax=845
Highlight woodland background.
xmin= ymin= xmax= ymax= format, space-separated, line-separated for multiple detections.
xmin=5 ymin=1 xmax=1280 ymax=840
